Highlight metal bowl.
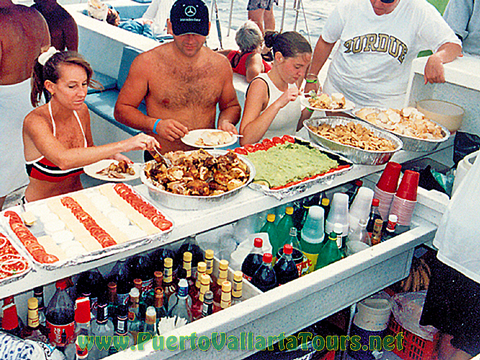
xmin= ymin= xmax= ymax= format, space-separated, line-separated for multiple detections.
xmin=353 ymin=109 xmax=451 ymax=152
xmin=303 ymin=116 xmax=403 ymax=165
xmin=140 ymin=150 xmax=256 ymax=210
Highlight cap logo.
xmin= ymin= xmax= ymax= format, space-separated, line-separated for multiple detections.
xmin=185 ymin=5 xmax=196 ymax=17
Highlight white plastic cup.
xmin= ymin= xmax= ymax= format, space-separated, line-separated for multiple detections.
xmin=353 ymin=298 xmax=391 ymax=332
xmin=349 ymin=187 xmax=374 ymax=233
xmin=325 ymin=193 xmax=349 ymax=238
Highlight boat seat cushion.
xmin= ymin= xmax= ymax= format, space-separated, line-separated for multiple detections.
xmin=88 ymin=71 xmax=117 ymax=94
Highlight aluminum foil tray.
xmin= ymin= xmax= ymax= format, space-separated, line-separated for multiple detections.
xmin=0 ymin=183 xmax=173 ymax=270
xmin=304 ymin=116 xmax=403 ymax=165
xmin=141 ymin=150 xmax=256 ymax=210
xmin=0 ymin=231 xmax=32 ymax=285
xmin=352 ymin=109 xmax=450 ymax=152
xmin=245 ymin=137 xmax=353 ymax=200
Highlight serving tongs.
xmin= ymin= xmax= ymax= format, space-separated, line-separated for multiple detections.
xmin=148 ymin=147 xmax=172 ymax=168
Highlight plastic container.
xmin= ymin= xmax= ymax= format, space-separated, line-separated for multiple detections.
xmin=416 ymin=99 xmax=464 ymax=133
xmin=452 ymin=149 xmax=479 ymax=195
xmin=299 ymin=206 xmax=325 ymax=274
xmin=376 ymin=162 xmax=402 ymax=193
xmin=349 ymin=187 xmax=374 ymax=234
xmin=325 ymin=193 xmax=349 ymax=241
xmin=353 ymin=298 xmax=391 ymax=332
xmin=396 ymin=170 xmax=420 ymax=201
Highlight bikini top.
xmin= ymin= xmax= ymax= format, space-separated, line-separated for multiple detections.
xmin=26 ymin=102 xmax=87 ymax=182
xmin=227 ymin=50 xmax=272 ymax=77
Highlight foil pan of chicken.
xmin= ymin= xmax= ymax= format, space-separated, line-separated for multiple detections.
xmin=141 ymin=149 xmax=256 ymax=210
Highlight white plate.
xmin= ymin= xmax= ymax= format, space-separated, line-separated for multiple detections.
xmin=300 ymin=95 xmax=355 ymax=112
xmin=83 ymin=160 xmax=141 ymax=182
xmin=181 ymin=129 xmax=237 ymax=148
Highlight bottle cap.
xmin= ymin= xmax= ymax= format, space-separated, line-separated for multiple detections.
xmin=154 ymin=271 xmax=163 ymax=279
xmin=178 ymin=278 xmax=189 ymax=297
xmin=388 ymin=214 xmax=398 ymax=223
xmin=129 ymin=287 xmax=140 ymax=298
xmin=372 ymin=198 xmax=380 ymax=207
xmin=233 ymin=271 xmax=243 ymax=282
xmin=33 ymin=287 xmax=43 ymax=296
xmin=197 ymin=261 xmax=207 ymax=273
xmin=285 ymin=207 xmax=293 ymax=215
xmin=329 ymin=231 xmax=338 ymax=240
xmin=267 ymin=214 xmax=275 ymax=222
xmin=204 ymin=291 xmax=214 ymax=301
xmin=108 ymin=281 xmax=117 ymax=291
xmin=164 ymin=257 xmax=173 ymax=268
xmin=205 ymin=249 xmax=214 ymax=260
xmin=321 ymin=198 xmax=330 ymax=206
xmin=183 ymin=251 xmax=192 ymax=262
xmin=146 ymin=306 xmax=156 ymax=317
xmin=283 ymin=244 xmax=293 ymax=255
xmin=302 ymin=205 xmax=325 ymax=239
xmin=253 ymin=238 xmax=263 ymax=248
xmin=263 ymin=253 xmax=273 ymax=263
xmin=55 ymin=278 xmax=69 ymax=290
xmin=2 ymin=303 xmax=19 ymax=330
xmin=28 ymin=297 xmax=38 ymax=310
xmin=219 ymin=259 xmax=229 ymax=270
xmin=200 ymin=273 xmax=211 ymax=285
xmin=155 ymin=287 xmax=164 ymax=296
xmin=133 ymin=278 xmax=142 ymax=289
xmin=221 ymin=280 xmax=232 ymax=292
xmin=75 ymin=297 xmax=91 ymax=323
xmin=355 ymin=179 xmax=363 ymax=187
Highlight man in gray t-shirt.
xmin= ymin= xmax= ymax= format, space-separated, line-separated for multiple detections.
xmin=444 ymin=0 xmax=480 ymax=56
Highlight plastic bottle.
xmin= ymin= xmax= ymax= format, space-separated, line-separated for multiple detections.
xmin=383 ymin=214 xmax=399 ymax=241
xmin=259 ymin=214 xmax=277 ymax=255
xmin=367 ymin=199 xmax=382 ymax=234
xmin=299 ymin=205 xmax=325 ymax=273
xmin=251 ymin=253 xmax=278 ymax=292
xmin=279 ymin=227 xmax=308 ymax=277
xmin=241 ymin=237 xmax=264 ymax=281
xmin=64 ymin=297 xmax=91 ymax=360
xmin=89 ymin=299 xmax=114 ymax=360
xmin=348 ymin=218 xmax=370 ymax=246
xmin=274 ymin=244 xmax=299 ymax=285
xmin=316 ymin=232 xmax=343 ymax=270
xmin=345 ymin=179 xmax=363 ymax=205
xmin=325 ymin=193 xmax=349 ymax=249
xmin=168 ymin=279 xmax=192 ymax=324
xmin=274 ymin=207 xmax=295 ymax=259
xmin=46 ymin=279 xmax=75 ymax=347
xmin=107 ymin=259 xmax=131 ymax=306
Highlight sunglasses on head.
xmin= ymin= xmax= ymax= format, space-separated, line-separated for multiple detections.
xmin=380 ymin=0 xmax=395 ymax=3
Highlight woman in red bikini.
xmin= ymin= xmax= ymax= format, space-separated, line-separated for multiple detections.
xmin=219 ymin=20 xmax=272 ymax=82
xmin=23 ymin=48 xmax=160 ymax=202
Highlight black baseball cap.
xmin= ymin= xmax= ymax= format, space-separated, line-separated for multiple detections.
xmin=170 ymin=0 xmax=209 ymax=36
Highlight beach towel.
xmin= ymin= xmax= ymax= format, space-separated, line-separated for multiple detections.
xmin=0 ymin=79 xmax=32 ymax=197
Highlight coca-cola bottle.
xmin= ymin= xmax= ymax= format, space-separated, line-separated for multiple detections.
xmin=75 ymin=269 xmax=105 ymax=320
xmin=107 ymin=258 xmax=131 ymax=306
xmin=46 ymin=278 xmax=75 ymax=348
xmin=241 ymin=238 xmax=263 ymax=281
xmin=274 ymin=244 xmax=299 ymax=285
xmin=128 ymin=254 xmax=153 ymax=294
xmin=251 ymin=253 xmax=278 ymax=292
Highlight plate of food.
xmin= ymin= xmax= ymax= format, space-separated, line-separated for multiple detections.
xmin=301 ymin=91 xmax=355 ymax=112
xmin=181 ymin=129 xmax=238 ymax=148
xmin=84 ymin=160 xmax=141 ymax=182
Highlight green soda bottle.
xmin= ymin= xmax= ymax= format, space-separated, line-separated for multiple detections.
xmin=260 ymin=214 xmax=277 ymax=259
xmin=316 ymin=231 xmax=343 ymax=270
xmin=299 ymin=206 xmax=325 ymax=274
xmin=275 ymin=207 xmax=295 ymax=259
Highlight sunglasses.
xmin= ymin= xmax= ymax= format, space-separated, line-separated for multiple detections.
xmin=380 ymin=0 xmax=395 ymax=3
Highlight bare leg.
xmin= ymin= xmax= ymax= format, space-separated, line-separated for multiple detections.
xmin=437 ymin=333 xmax=473 ymax=360
xmin=264 ymin=8 xmax=275 ymax=32
xmin=248 ymin=9 xmax=265 ymax=34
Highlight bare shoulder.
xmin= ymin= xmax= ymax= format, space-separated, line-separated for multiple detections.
xmin=23 ymin=106 xmax=50 ymax=131
xmin=206 ymin=48 xmax=233 ymax=71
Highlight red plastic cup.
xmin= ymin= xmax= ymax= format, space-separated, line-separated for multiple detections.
xmin=376 ymin=162 xmax=402 ymax=193
xmin=396 ymin=170 xmax=420 ymax=201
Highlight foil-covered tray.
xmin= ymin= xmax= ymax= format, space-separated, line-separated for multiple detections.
xmin=242 ymin=137 xmax=353 ymax=200
xmin=141 ymin=149 xmax=256 ymax=210
xmin=0 ymin=183 xmax=173 ymax=270
xmin=0 ymin=231 xmax=32 ymax=286
xmin=304 ymin=116 xmax=403 ymax=165
xmin=352 ymin=109 xmax=450 ymax=152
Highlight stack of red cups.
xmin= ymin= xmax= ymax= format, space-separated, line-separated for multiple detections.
xmin=389 ymin=170 xmax=420 ymax=226
xmin=373 ymin=162 xmax=402 ymax=220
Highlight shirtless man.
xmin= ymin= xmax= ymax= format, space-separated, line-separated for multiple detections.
xmin=114 ymin=0 xmax=241 ymax=154
xmin=0 ymin=0 xmax=50 ymax=209
xmin=32 ymin=0 xmax=79 ymax=51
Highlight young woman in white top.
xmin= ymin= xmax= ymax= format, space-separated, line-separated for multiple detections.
xmin=239 ymin=31 xmax=313 ymax=145
xmin=23 ymin=49 xmax=159 ymax=202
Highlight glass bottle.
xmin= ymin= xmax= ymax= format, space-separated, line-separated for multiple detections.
xmin=90 ymin=299 xmax=114 ymax=360
xmin=128 ymin=254 xmax=153 ymax=294
xmin=275 ymin=207 xmax=295 ymax=260
xmin=142 ymin=306 xmax=156 ymax=340
xmin=212 ymin=260 xmax=229 ymax=312
xmin=46 ymin=278 xmax=75 ymax=347
xmin=1 ymin=300 xmax=22 ymax=338
xmin=202 ymin=291 xmax=214 ymax=318
xmin=133 ymin=278 xmax=146 ymax=322
xmin=64 ymin=296 xmax=91 ymax=360
xmin=33 ymin=286 xmax=47 ymax=327
xmin=141 ymin=271 xmax=164 ymax=309
xmin=20 ymin=297 xmax=49 ymax=343
xmin=162 ymin=257 xmax=177 ymax=312
xmin=204 ymin=249 xmax=215 ymax=286
xmin=153 ymin=287 xmax=167 ymax=324
xmin=260 ymin=214 xmax=277 ymax=258
xmin=348 ymin=218 xmax=370 ymax=246
xmin=251 ymin=253 xmax=278 ymax=292
xmin=107 ymin=281 xmax=119 ymax=323
xmin=177 ymin=251 xmax=195 ymax=293
xmin=367 ymin=198 xmax=382 ymax=234
xmin=127 ymin=287 xmax=142 ymax=345
xmin=383 ymin=214 xmax=399 ymax=241
xmin=191 ymin=261 xmax=207 ymax=301
xmin=175 ymin=237 xmax=204 ymax=270
xmin=191 ymin=273 xmax=210 ymax=321
xmin=231 ymin=271 xmax=243 ymax=305
xmin=371 ymin=218 xmax=384 ymax=245
xmin=75 ymin=268 xmax=105 ymax=320
xmin=274 ymin=244 xmax=299 ymax=285
xmin=241 ymin=237 xmax=264 ymax=281
xmin=107 ymin=258 xmax=131 ymax=306
xmin=109 ymin=304 xmax=134 ymax=355
xmin=316 ymin=232 xmax=343 ymax=270
xmin=220 ymin=281 xmax=232 ymax=311
xmin=149 ymin=247 xmax=176 ymax=275
xmin=299 ymin=206 xmax=325 ymax=274
xmin=334 ymin=222 xmax=347 ymax=254
xmin=75 ymin=335 xmax=89 ymax=360
xmin=168 ymin=278 xmax=192 ymax=324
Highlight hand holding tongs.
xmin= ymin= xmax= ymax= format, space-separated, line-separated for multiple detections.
xmin=148 ymin=146 xmax=172 ymax=168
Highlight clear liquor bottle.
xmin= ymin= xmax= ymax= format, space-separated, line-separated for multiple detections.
xmin=127 ymin=287 xmax=143 ymax=345
xmin=89 ymin=299 xmax=114 ymax=360
xmin=142 ymin=306 xmax=156 ymax=340
xmin=168 ymin=279 xmax=192 ymax=324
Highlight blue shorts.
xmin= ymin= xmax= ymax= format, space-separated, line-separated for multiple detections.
xmin=247 ymin=0 xmax=276 ymax=11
